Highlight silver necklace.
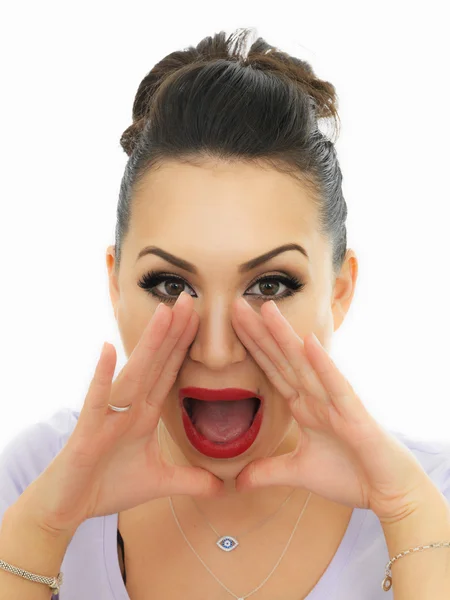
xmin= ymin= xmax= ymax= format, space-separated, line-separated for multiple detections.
xmin=160 ymin=424 xmax=296 ymax=552
xmin=157 ymin=421 xmax=313 ymax=600
xmin=169 ymin=491 xmax=312 ymax=600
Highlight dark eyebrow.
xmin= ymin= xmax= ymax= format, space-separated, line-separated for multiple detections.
xmin=135 ymin=243 xmax=309 ymax=274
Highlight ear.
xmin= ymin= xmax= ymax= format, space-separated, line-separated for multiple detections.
xmin=106 ymin=245 xmax=120 ymax=321
xmin=331 ymin=249 xmax=359 ymax=332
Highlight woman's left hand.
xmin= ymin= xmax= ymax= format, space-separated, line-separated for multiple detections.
xmin=231 ymin=297 xmax=436 ymax=524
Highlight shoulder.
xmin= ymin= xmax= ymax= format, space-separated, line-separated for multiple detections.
xmin=0 ymin=407 xmax=80 ymax=518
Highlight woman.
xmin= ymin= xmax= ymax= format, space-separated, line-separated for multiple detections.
xmin=1 ymin=27 xmax=450 ymax=600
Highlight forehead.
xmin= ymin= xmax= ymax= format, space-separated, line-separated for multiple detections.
xmin=128 ymin=160 xmax=324 ymax=267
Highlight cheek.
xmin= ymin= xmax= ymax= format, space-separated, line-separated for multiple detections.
xmin=289 ymin=317 xmax=329 ymax=347
xmin=116 ymin=290 xmax=161 ymax=355
xmin=267 ymin=393 xmax=292 ymax=423
xmin=117 ymin=311 xmax=149 ymax=359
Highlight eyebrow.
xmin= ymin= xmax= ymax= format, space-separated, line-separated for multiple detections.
xmin=135 ymin=243 xmax=309 ymax=274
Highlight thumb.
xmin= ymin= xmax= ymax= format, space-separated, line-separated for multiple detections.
xmin=235 ymin=455 xmax=296 ymax=493
xmin=164 ymin=464 xmax=226 ymax=498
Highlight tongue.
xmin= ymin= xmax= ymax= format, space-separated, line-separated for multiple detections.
xmin=191 ymin=398 xmax=256 ymax=443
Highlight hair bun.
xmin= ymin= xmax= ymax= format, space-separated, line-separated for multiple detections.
xmin=120 ymin=28 xmax=339 ymax=156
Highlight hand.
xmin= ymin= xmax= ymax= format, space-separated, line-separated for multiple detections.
xmin=21 ymin=291 xmax=224 ymax=537
xmin=232 ymin=297 xmax=433 ymax=524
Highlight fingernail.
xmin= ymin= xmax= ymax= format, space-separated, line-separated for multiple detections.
xmin=175 ymin=291 xmax=186 ymax=305
xmin=268 ymin=300 xmax=280 ymax=313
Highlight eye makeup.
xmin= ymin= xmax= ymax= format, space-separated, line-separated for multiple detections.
xmin=137 ymin=269 xmax=306 ymax=305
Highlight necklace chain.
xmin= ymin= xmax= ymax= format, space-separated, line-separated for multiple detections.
xmin=168 ymin=492 xmax=311 ymax=600
xmin=158 ymin=421 xmax=312 ymax=600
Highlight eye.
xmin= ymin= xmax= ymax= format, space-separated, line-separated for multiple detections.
xmin=245 ymin=275 xmax=305 ymax=300
xmin=137 ymin=270 xmax=306 ymax=304
xmin=137 ymin=271 xmax=195 ymax=304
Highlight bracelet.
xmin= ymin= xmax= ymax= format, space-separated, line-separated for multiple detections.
xmin=0 ymin=558 xmax=63 ymax=594
xmin=381 ymin=540 xmax=450 ymax=591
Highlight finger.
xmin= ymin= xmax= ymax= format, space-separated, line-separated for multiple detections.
xmin=110 ymin=292 xmax=191 ymax=412
xmin=232 ymin=299 xmax=327 ymax=406
xmin=139 ymin=292 xmax=194 ymax=392
xmin=304 ymin=333 xmax=367 ymax=422
xmin=108 ymin=302 xmax=173 ymax=408
xmin=235 ymin=454 xmax=297 ymax=492
xmin=260 ymin=301 xmax=330 ymax=404
xmin=76 ymin=341 xmax=119 ymax=436
xmin=163 ymin=464 xmax=225 ymax=498
xmin=145 ymin=308 xmax=199 ymax=417
xmin=231 ymin=305 xmax=296 ymax=400
xmin=234 ymin=299 xmax=299 ymax=384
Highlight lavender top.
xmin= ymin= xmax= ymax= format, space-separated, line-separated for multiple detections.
xmin=1 ymin=408 xmax=450 ymax=599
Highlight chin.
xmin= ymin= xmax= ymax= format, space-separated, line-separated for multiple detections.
xmin=188 ymin=449 xmax=256 ymax=487
xmin=206 ymin=463 xmax=245 ymax=483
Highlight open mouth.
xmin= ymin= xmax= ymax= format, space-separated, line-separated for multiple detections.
xmin=179 ymin=395 xmax=264 ymax=459
xmin=183 ymin=396 xmax=261 ymax=443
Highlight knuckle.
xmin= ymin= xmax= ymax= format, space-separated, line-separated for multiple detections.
xmin=91 ymin=371 xmax=112 ymax=389
xmin=166 ymin=323 xmax=186 ymax=346
xmin=167 ymin=319 xmax=183 ymax=337
xmin=122 ymin=368 xmax=145 ymax=388
xmin=285 ymin=338 xmax=300 ymax=352
xmin=254 ymin=331 xmax=268 ymax=345
xmin=252 ymin=346 xmax=266 ymax=363
xmin=141 ymin=337 xmax=163 ymax=356
xmin=159 ymin=364 xmax=178 ymax=387
xmin=288 ymin=390 xmax=301 ymax=410
xmin=295 ymin=364 xmax=313 ymax=387
xmin=148 ymin=357 xmax=166 ymax=382
xmin=279 ymin=360 xmax=294 ymax=380
xmin=265 ymin=363 xmax=280 ymax=382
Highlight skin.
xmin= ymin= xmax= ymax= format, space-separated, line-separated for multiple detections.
xmin=106 ymin=158 xmax=358 ymax=529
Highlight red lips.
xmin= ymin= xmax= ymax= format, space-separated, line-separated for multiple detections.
xmin=178 ymin=387 xmax=264 ymax=459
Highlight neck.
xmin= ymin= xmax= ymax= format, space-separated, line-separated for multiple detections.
xmin=158 ymin=420 xmax=312 ymax=526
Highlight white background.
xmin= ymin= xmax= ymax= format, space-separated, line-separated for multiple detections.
xmin=1 ymin=0 xmax=449 ymax=451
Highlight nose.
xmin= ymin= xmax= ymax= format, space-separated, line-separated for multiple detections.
xmin=187 ymin=296 xmax=247 ymax=370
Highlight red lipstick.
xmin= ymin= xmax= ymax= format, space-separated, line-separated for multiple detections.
xmin=178 ymin=387 xmax=264 ymax=459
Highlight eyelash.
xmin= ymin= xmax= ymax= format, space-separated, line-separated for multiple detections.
xmin=137 ymin=270 xmax=306 ymax=305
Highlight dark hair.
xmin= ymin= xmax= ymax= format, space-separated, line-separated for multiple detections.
xmin=114 ymin=27 xmax=347 ymax=280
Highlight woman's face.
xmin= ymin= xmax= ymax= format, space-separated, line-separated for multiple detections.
xmin=106 ymin=159 xmax=358 ymax=481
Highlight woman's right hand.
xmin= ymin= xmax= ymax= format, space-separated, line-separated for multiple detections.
xmin=17 ymin=291 xmax=224 ymax=537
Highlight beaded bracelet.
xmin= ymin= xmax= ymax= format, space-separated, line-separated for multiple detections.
xmin=0 ymin=558 xmax=63 ymax=593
